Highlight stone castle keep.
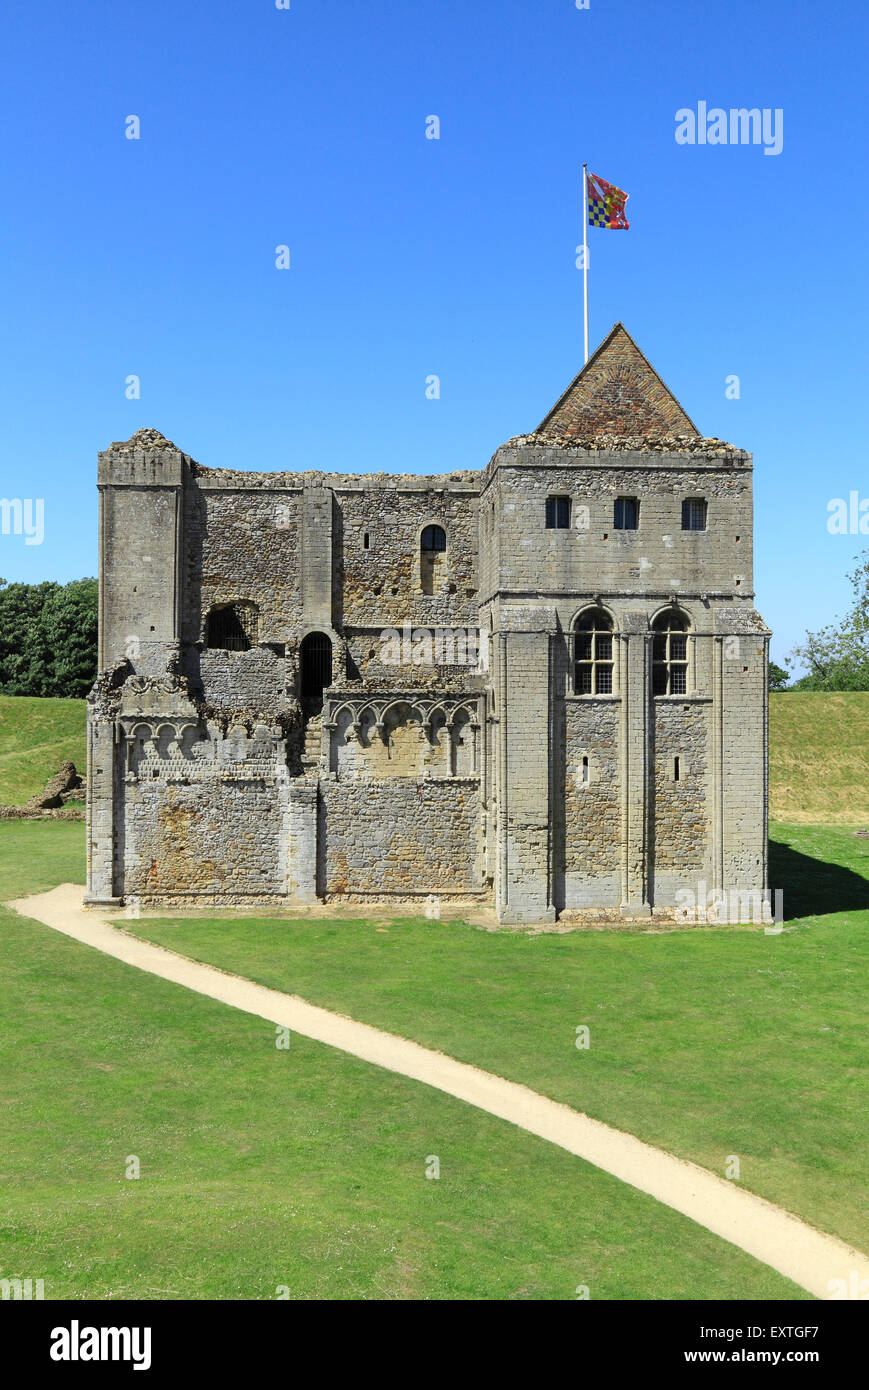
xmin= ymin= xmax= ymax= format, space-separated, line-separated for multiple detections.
xmin=86 ymin=324 xmax=770 ymax=923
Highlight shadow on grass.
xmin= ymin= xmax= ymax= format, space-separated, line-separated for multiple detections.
xmin=769 ymin=838 xmax=869 ymax=920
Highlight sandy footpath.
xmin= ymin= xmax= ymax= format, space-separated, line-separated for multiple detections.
xmin=10 ymin=882 xmax=869 ymax=1300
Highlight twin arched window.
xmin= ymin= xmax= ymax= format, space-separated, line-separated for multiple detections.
xmin=573 ymin=608 xmax=691 ymax=695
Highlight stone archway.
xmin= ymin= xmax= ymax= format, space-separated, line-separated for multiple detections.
xmin=299 ymin=631 xmax=333 ymax=701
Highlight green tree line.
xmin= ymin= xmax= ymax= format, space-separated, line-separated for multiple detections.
xmin=0 ymin=577 xmax=98 ymax=698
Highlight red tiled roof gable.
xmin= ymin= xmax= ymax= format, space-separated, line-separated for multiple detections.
xmin=536 ymin=323 xmax=700 ymax=439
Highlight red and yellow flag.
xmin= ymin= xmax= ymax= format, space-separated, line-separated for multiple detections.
xmin=587 ymin=170 xmax=630 ymax=229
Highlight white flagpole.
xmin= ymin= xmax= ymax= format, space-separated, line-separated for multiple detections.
xmin=582 ymin=163 xmax=589 ymax=364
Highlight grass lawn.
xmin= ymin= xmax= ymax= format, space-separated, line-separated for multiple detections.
xmin=121 ymin=822 xmax=869 ymax=1256
xmin=0 ymin=822 xmax=805 ymax=1300
xmin=0 ymin=695 xmax=86 ymax=806
xmin=770 ymin=691 xmax=869 ymax=823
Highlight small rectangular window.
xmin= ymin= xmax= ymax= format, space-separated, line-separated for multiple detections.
xmin=546 ymin=496 xmax=571 ymax=529
xmin=614 ymin=497 xmax=638 ymax=530
xmin=682 ymin=498 xmax=707 ymax=531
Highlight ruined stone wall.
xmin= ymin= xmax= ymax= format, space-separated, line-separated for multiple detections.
xmin=195 ymin=648 xmax=288 ymax=713
xmin=335 ymin=483 xmax=480 ymax=631
xmin=318 ymin=777 xmax=483 ymax=898
xmin=341 ymin=632 xmax=485 ymax=687
xmin=183 ymin=485 xmax=302 ymax=647
xmin=117 ymin=719 xmax=291 ymax=903
xmin=121 ymin=778 xmax=287 ymax=902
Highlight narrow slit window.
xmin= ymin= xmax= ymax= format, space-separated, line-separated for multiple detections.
xmin=363 ymin=532 xmax=370 ymax=550
xmin=581 ymin=756 xmax=589 ymax=785
xmin=674 ymin=756 xmax=680 ymax=782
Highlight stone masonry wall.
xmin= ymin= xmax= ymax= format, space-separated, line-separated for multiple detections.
xmin=481 ymin=452 xmax=753 ymax=606
xmin=562 ymin=699 xmax=621 ymax=906
xmin=183 ymin=487 xmax=302 ymax=647
xmin=319 ymin=777 xmax=483 ymax=898
xmin=336 ymin=485 xmax=480 ymax=631
xmin=651 ymin=700 xmax=710 ymax=878
xmin=121 ymin=778 xmax=287 ymax=901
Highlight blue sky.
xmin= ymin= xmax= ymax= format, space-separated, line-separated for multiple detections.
xmin=1 ymin=0 xmax=866 ymax=669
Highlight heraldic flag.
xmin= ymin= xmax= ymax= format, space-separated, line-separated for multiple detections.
xmin=587 ymin=170 xmax=630 ymax=229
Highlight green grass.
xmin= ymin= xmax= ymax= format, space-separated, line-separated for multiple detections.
xmin=123 ymin=822 xmax=869 ymax=1255
xmin=0 ymin=822 xmax=803 ymax=1300
xmin=770 ymin=691 xmax=869 ymax=823
xmin=0 ymin=695 xmax=86 ymax=806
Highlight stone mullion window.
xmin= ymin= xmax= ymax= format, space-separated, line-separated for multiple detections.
xmin=573 ymin=610 xmax=615 ymax=695
xmin=652 ymin=611 xmax=690 ymax=695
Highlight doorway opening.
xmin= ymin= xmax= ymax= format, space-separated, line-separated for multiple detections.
xmin=300 ymin=631 xmax=333 ymax=702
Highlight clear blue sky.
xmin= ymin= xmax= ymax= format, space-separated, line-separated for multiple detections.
xmin=1 ymin=0 xmax=866 ymax=670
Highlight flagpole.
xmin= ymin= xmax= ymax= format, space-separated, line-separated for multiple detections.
xmin=582 ymin=163 xmax=589 ymax=364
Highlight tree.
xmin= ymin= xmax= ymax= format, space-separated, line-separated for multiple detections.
xmin=769 ymin=661 xmax=790 ymax=691
xmin=0 ymin=577 xmax=98 ymax=698
xmin=788 ymin=550 xmax=869 ymax=691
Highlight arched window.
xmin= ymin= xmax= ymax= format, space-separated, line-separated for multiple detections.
xmin=652 ymin=610 xmax=689 ymax=694
xmin=205 ymin=602 xmax=257 ymax=651
xmin=574 ymin=610 xmax=614 ymax=694
xmin=421 ymin=524 xmax=447 ymax=552
xmin=420 ymin=524 xmax=447 ymax=595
